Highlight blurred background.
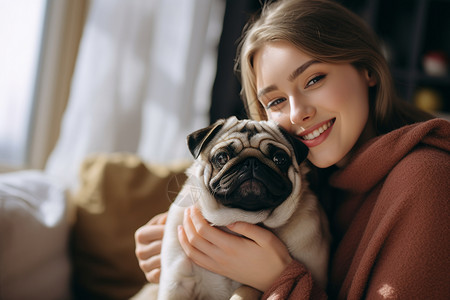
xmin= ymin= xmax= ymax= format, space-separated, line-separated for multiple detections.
xmin=0 ymin=0 xmax=449 ymax=180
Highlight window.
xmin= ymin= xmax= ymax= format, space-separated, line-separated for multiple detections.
xmin=0 ymin=0 xmax=47 ymax=168
xmin=0 ymin=1 xmax=87 ymax=172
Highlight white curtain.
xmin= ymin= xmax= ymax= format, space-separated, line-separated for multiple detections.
xmin=45 ymin=0 xmax=225 ymax=188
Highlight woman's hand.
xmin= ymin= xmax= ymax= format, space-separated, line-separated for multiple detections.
xmin=134 ymin=212 xmax=167 ymax=283
xmin=178 ymin=206 xmax=293 ymax=292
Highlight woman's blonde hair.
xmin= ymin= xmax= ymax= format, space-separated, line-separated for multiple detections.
xmin=236 ymin=0 xmax=432 ymax=134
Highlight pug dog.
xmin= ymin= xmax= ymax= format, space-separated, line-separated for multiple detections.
xmin=133 ymin=116 xmax=330 ymax=300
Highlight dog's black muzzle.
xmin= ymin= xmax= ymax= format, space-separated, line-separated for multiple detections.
xmin=211 ymin=157 xmax=292 ymax=211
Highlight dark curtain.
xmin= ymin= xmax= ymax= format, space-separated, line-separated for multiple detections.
xmin=209 ymin=0 xmax=267 ymax=123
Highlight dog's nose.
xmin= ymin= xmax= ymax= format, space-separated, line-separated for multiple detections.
xmin=243 ymin=158 xmax=260 ymax=172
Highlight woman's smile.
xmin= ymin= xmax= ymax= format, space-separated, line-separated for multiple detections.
xmin=298 ymin=118 xmax=335 ymax=147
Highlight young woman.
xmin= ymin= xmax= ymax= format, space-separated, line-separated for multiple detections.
xmin=135 ymin=0 xmax=450 ymax=298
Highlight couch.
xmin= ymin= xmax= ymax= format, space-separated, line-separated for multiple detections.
xmin=0 ymin=153 xmax=191 ymax=300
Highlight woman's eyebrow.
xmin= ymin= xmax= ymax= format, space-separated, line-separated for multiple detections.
xmin=257 ymin=85 xmax=277 ymax=99
xmin=288 ymin=60 xmax=320 ymax=82
xmin=257 ymin=60 xmax=320 ymax=99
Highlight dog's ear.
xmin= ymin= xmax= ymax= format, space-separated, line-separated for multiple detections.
xmin=277 ymin=125 xmax=309 ymax=163
xmin=187 ymin=119 xmax=225 ymax=159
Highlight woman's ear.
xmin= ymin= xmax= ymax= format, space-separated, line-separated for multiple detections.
xmin=365 ymin=69 xmax=377 ymax=87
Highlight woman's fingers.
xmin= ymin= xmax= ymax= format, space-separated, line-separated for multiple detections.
xmin=180 ymin=207 xmax=220 ymax=256
xmin=135 ymin=240 xmax=162 ymax=259
xmin=147 ymin=212 xmax=168 ymax=225
xmin=178 ymin=221 xmax=218 ymax=271
xmin=135 ymin=224 xmax=165 ymax=245
xmin=147 ymin=268 xmax=161 ymax=284
xmin=227 ymin=221 xmax=277 ymax=247
xmin=137 ymin=241 xmax=162 ymax=269
xmin=188 ymin=206 xmax=243 ymax=250
xmin=139 ymin=253 xmax=161 ymax=273
xmin=134 ymin=212 xmax=168 ymax=283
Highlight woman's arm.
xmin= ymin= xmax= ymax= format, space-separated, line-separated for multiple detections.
xmin=262 ymin=260 xmax=327 ymax=300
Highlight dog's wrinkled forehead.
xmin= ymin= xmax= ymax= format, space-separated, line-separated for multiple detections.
xmin=210 ymin=119 xmax=290 ymax=156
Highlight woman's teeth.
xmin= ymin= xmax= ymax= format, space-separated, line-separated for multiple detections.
xmin=301 ymin=121 xmax=333 ymax=140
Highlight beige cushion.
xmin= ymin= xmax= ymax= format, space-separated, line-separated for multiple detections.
xmin=70 ymin=153 xmax=191 ymax=299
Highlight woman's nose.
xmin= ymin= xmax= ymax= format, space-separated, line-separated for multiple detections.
xmin=289 ymin=96 xmax=315 ymax=124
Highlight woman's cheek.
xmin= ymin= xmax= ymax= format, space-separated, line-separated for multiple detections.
xmin=268 ymin=110 xmax=288 ymax=127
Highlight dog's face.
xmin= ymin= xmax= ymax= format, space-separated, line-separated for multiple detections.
xmin=185 ymin=117 xmax=309 ymax=227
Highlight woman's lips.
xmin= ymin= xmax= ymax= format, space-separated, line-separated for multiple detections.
xmin=298 ymin=118 xmax=335 ymax=147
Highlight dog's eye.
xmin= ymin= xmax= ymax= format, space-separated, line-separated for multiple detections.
xmin=215 ymin=152 xmax=230 ymax=167
xmin=273 ymin=151 xmax=290 ymax=169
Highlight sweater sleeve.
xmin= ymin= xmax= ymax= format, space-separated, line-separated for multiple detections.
xmin=261 ymin=260 xmax=327 ymax=300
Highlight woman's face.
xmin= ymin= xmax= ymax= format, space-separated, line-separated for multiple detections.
xmin=253 ymin=41 xmax=376 ymax=168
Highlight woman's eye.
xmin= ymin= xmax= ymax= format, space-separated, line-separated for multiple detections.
xmin=306 ymin=74 xmax=326 ymax=88
xmin=266 ymin=98 xmax=286 ymax=110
